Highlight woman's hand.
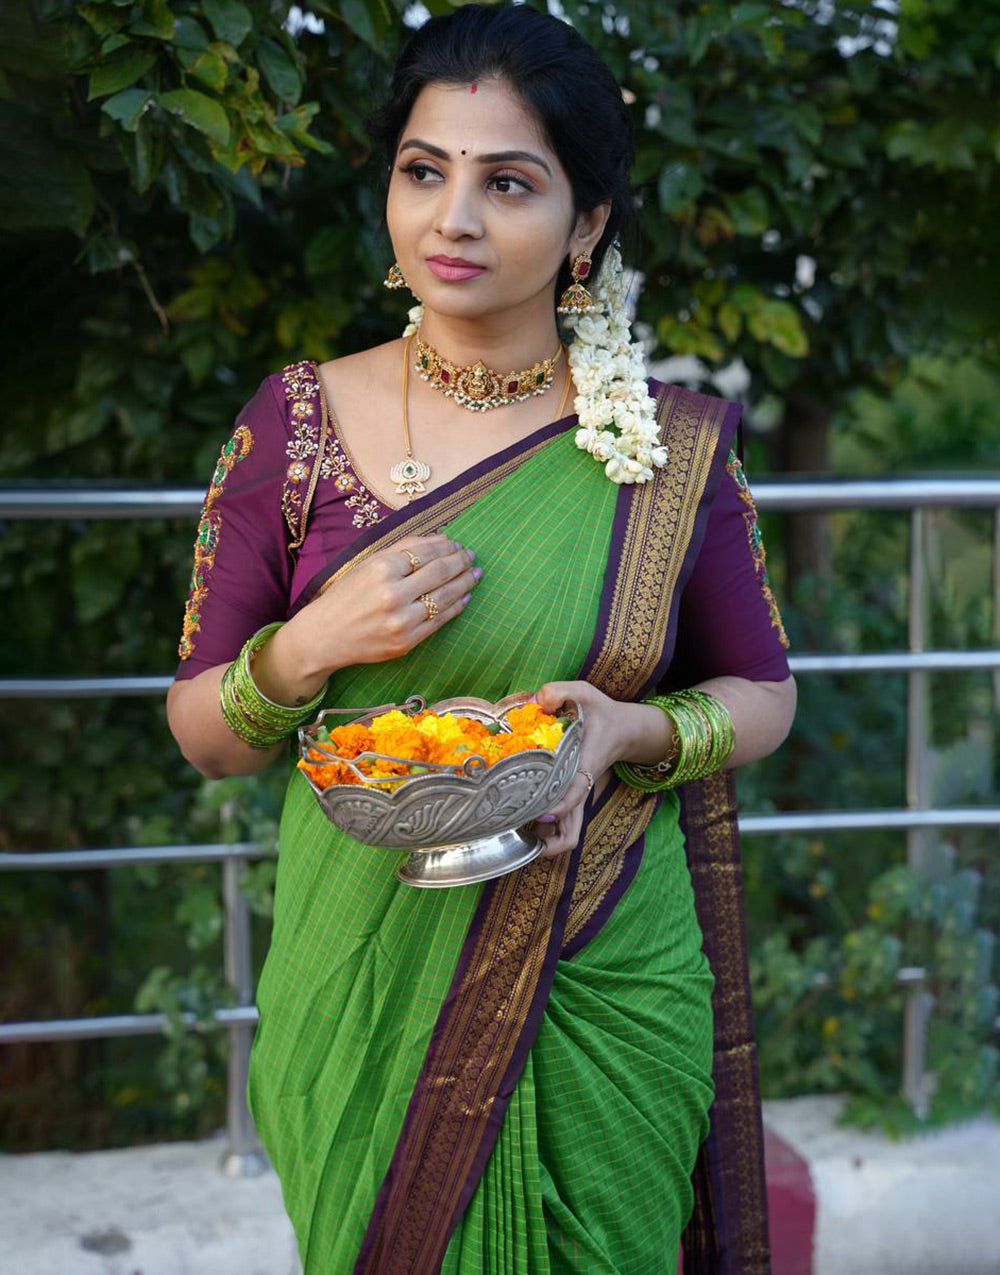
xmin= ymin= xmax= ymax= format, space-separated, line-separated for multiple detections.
xmin=527 ymin=673 xmax=797 ymax=858
xmin=528 ymin=680 xmax=659 ymax=858
xmin=254 ymin=533 xmax=482 ymax=701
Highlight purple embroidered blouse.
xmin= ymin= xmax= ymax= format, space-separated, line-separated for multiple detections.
xmin=174 ymin=367 xmax=790 ymax=684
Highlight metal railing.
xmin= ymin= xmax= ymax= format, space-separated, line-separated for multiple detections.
xmin=2 ymin=477 xmax=999 ymax=1154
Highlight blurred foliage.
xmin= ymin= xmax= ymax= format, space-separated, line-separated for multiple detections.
xmin=1 ymin=0 xmax=999 ymax=1147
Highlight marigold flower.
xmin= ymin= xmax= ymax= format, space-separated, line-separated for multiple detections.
xmin=300 ymin=704 xmax=565 ymax=790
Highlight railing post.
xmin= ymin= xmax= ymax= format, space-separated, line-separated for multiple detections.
xmin=903 ymin=509 xmax=932 ymax=1114
xmin=220 ymin=854 xmax=267 ymax=1176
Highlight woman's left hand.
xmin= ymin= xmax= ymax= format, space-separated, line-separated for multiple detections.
xmin=529 ymin=680 xmax=630 ymax=857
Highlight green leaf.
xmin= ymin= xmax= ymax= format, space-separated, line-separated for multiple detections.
xmin=101 ymin=87 xmax=153 ymax=131
xmin=725 ymin=187 xmax=770 ymax=235
xmin=275 ymin=103 xmax=333 ymax=153
xmin=201 ymin=0 xmax=254 ymax=47
xmin=747 ymin=299 xmax=809 ymax=357
xmin=173 ymin=15 xmax=210 ymax=50
xmin=657 ymin=161 xmax=703 ymax=213
xmin=257 ymin=37 xmax=303 ymax=104
xmin=87 ymin=47 xmax=157 ymax=100
xmin=158 ymin=88 xmax=231 ymax=147
xmin=189 ymin=211 xmax=225 ymax=251
xmin=885 ymin=118 xmax=987 ymax=172
xmin=187 ymin=48 xmax=228 ymax=92
xmin=77 ymin=3 xmax=129 ymax=37
xmin=718 ymin=301 xmax=743 ymax=343
xmin=339 ymin=0 xmax=376 ymax=46
xmin=130 ymin=0 xmax=175 ymax=40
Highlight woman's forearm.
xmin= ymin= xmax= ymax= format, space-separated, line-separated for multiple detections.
xmin=614 ymin=674 xmax=797 ymax=772
xmin=166 ymin=665 xmax=287 ymax=779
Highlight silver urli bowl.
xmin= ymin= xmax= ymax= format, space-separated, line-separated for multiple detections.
xmin=297 ymin=692 xmax=584 ymax=889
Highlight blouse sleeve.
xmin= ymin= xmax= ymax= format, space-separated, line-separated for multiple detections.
xmin=663 ymin=451 xmax=791 ymax=689
xmin=174 ymin=376 xmax=293 ymax=680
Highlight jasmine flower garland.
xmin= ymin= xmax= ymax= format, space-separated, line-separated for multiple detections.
xmin=563 ymin=243 xmax=665 ymax=485
xmin=400 ymin=242 xmax=665 ymax=486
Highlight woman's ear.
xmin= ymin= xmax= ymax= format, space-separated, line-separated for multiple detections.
xmin=571 ymin=200 xmax=612 ymax=257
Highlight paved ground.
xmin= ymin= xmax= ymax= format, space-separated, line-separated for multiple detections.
xmin=2 ymin=1097 xmax=999 ymax=1274
xmin=0 ymin=1136 xmax=300 ymax=1275
xmin=767 ymin=1096 xmax=1000 ymax=1275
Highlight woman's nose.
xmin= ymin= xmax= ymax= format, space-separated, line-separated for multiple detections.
xmin=433 ymin=174 xmax=483 ymax=241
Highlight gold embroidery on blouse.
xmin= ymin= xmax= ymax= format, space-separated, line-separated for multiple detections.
xmin=726 ymin=449 xmax=790 ymax=649
xmin=178 ymin=425 xmax=254 ymax=660
xmin=280 ymin=360 xmax=383 ymax=545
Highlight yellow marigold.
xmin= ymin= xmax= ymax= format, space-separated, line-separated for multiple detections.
xmin=527 ymin=722 xmax=564 ymax=751
xmin=370 ymin=710 xmax=415 ymax=736
xmin=415 ymin=712 xmax=468 ymax=747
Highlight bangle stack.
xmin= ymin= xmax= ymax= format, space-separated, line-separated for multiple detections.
xmin=613 ymin=689 xmax=735 ymax=792
xmin=219 ymin=622 xmax=329 ymax=749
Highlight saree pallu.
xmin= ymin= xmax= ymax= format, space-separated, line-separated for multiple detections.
xmin=247 ymin=383 xmax=770 ymax=1273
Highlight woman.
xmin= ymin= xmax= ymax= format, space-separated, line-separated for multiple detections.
xmin=167 ymin=6 xmax=795 ymax=1271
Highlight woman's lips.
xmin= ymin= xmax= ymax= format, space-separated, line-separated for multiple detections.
xmin=426 ymin=258 xmax=487 ymax=281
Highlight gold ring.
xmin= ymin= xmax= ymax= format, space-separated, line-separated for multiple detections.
xmin=402 ymin=550 xmax=421 ymax=574
xmin=577 ymin=767 xmax=595 ymax=793
xmin=420 ymin=592 xmax=439 ymax=621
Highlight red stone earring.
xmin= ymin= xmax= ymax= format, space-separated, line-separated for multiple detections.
xmin=556 ymin=251 xmax=598 ymax=314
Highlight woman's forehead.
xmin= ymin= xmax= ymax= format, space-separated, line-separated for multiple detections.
xmin=400 ymin=79 xmax=554 ymax=159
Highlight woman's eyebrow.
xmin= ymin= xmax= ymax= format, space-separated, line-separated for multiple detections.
xmin=397 ymin=137 xmax=552 ymax=177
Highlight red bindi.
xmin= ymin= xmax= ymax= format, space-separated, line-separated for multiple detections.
xmin=470 ymin=83 xmax=478 ymax=94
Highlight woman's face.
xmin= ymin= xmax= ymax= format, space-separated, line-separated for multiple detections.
xmin=386 ymin=78 xmax=603 ymax=323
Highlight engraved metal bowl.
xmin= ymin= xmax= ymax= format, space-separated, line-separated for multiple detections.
xmin=297 ymin=692 xmax=583 ymax=888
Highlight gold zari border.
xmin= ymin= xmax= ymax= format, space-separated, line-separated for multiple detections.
xmin=681 ymin=771 xmax=770 ymax=1273
xmin=562 ymin=386 xmax=728 ymax=948
xmin=586 ymin=384 xmax=727 ymax=702
xmin=358 ymin=848 xmax=572 ymax=1272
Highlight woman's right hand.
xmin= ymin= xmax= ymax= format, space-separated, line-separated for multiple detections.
xmin=291 ymin=533 xmax=482 ymax=675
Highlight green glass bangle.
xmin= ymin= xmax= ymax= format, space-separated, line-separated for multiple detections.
xmin=613 ymin=689 xmax=735 ymax=792
xmin=219 ymin=660 xmax=287 ymax=748
xmin=219 ymin=622 xmax=329 ymax=749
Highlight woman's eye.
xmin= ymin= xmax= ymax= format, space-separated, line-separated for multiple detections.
xmin=489 ymin=171 xmax=533 ymax=195
xmin=400 ymin=162 xmax=440 ymax=182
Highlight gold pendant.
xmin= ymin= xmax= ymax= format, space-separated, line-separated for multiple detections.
xmin=390 ymin=455 xmax=432 ymax=500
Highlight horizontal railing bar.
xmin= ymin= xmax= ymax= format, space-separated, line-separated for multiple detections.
xmin=740 ymin=808 xmax=1000 ymax=835
xmin=0 ymin=489 xmax=204 ymax=519
xmin=6 ymin=967 xmax=977 ymax=1048
xmin=788 ymin=651 xmax=1000 ymax=674
xmin=5 ymin=809 xmax=998 ymax=873
xmin=3 ymin=478 xmax=1000 ymax=520
xmin=0 ymin=843 xmax=273 ymax=871
xmin=755 ymin=478 xmax=1000 ymax=512
xmin=6 ymin=651 xmax=1000 ymax=702
xmin=812 ymin=965 xmax=927 ymax=989
xmin=0 ymin=1005 xmax=258 ymax=1045
xmin=0 ymin=676 xmax=174 ymax=698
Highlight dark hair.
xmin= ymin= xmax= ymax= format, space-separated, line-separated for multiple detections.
xmin=364 ymin=3 xmax=636 ymax=300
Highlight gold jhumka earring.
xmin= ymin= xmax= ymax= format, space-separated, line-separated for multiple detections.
xmin=383 ymin=262 xmax=407 ymax=290
xmin=556 ymin=251 xmax=598 ymax=314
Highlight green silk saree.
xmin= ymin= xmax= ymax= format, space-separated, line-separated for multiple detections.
xmin=247 ymin=378 xmax=770 ymax=1273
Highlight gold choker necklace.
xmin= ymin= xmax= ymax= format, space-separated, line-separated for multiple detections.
xmin=414 ymin=330 xmax=564 ymax=412
xmin=390 ymin=335 xmax=574 ymax=501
